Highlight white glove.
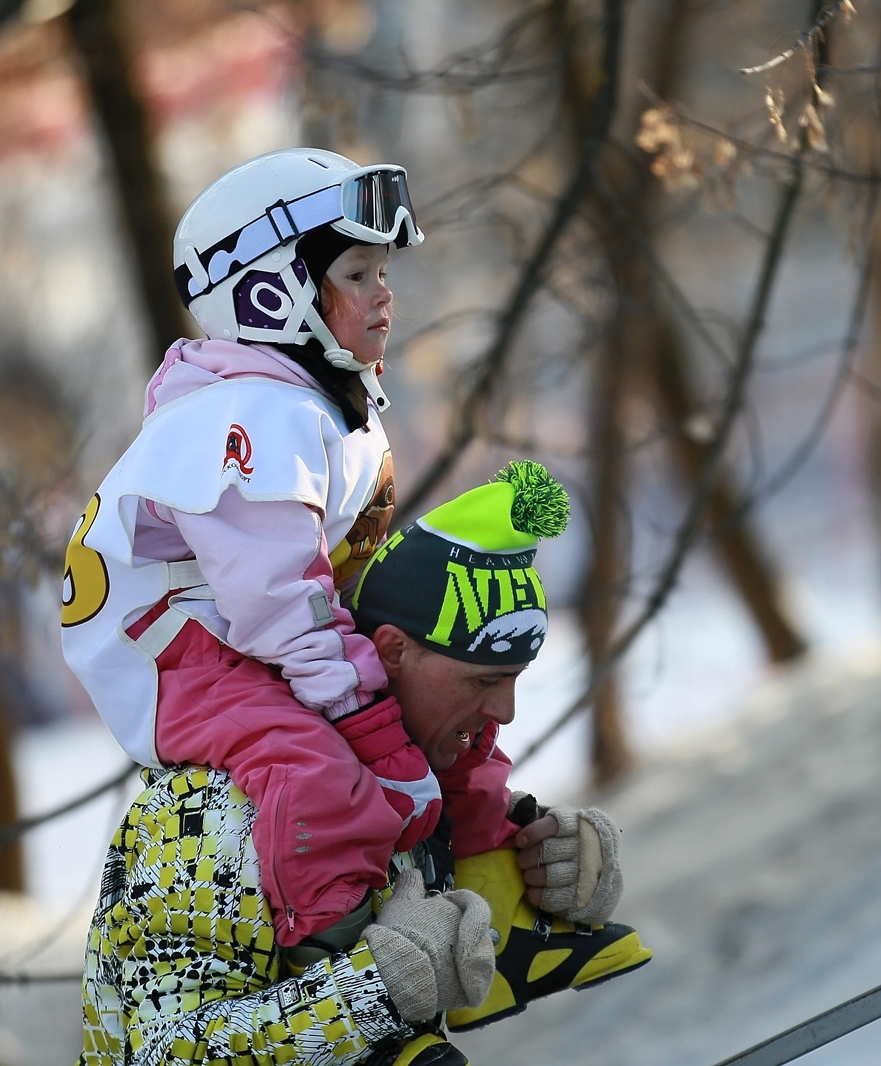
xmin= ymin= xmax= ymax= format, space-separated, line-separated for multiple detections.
xmin=539 ymin=805 xmax=624 ymax=924
xmin=365 ymin=869 xmax=495 ymax=1021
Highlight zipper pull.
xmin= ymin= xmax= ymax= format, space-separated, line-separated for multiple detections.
xmin=286 ymin=906 xmax=296 ymax=933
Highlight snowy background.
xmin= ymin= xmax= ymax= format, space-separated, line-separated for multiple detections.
xmin=1 ymin=4 xmax=880 ymax=1063
xmin=3 ymin=362 xmax=881 ymax=1064
xmin=3 ymin=604 xmax=881 ymax=1065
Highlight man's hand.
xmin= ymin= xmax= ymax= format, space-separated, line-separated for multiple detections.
xmin=365 ymin=869 xmax=495 ymax=1021
xmin=514 ymin=801 xmax=623 ymax=924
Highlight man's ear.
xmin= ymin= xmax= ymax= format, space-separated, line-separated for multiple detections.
xmin=371 ymin=624 xmax=410 ymax=678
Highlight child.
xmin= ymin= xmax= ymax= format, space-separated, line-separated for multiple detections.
xmin=61 ymin=147 xmax=442 ymax=947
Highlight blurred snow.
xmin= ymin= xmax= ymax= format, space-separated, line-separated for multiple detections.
xmin=5 ymin=631 xmax=881 ymax=1064
xmin=2 ymin=7 xmax=881 ymax=1058
xmin=458 ymin=641 xmax=881 ymax=1066
xmin=6 ymin=287 xmax=881 ymax=1064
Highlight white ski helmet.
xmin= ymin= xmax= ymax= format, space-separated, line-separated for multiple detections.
xmin=172 ymin=147 xmax=424 ymax=409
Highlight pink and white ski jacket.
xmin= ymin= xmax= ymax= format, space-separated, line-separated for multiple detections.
xmin=62 ymin=338 xmax=443 ymax=943
xmin=136 ymin=338 xmax=392 ymax=719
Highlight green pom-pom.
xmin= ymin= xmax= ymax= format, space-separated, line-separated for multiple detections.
xmin=495 ymin=460 xmax=570 ymax=539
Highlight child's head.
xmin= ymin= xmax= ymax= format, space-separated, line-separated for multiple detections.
xmin=172 ymin=148 xmax=423 ymax=405
xmin=296 ymin=227 xmax=392 ymax=368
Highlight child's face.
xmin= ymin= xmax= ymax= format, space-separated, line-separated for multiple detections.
xmin=322 ymin=244 xmax=393 ymax=365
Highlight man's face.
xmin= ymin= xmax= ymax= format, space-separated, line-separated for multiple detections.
xmin=373 ymin=626 xmax=528 ymax=771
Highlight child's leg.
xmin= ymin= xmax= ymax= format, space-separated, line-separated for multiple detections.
xmin=150 ymin=617 xmax=403 ymax=945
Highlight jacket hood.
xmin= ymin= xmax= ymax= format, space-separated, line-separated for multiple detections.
xmin=144 ymin=338 xmax=323 ymax=418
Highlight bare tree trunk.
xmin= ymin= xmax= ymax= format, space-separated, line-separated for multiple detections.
xmin=867 ymin=214 xmax=881 ymax=559
xmin=653 ymin=324 xmax=807 ymax=662
xmin=558 ymin=0 xmax=808 ymax=786
xmin=579 ymin=315 xmax=634 ymax=784
xmin=555 ymin=0 xmax=674 ymax=786
xmin=65 ymin=0 xmax=189 ymax=367
xmin=0 ymin=583 xmax=23 ymax=891
xmin=859 ymin=31 xmax=881 ymax=602
xmin=0 ymin=704 xmax=24 ymax=892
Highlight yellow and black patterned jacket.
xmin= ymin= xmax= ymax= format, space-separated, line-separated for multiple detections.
xmin=79 ymin=766 xmax=410 ymax=1066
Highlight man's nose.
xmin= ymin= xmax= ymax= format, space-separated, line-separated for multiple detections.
xmin=481 ymin=689 xmax=515 ymax=726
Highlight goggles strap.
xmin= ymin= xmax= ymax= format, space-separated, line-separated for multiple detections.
xmin=177 ymin=186 xmax=345 ymax=304
xmin=177 ymin=172 xmax=418 ymax=305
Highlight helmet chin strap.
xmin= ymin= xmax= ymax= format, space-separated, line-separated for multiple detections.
xmin=304 ymin=304 xmax=391 ymax=412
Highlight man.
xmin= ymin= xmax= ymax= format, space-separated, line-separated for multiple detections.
xmin=78 ymin=463 xmax=650 ymax=1066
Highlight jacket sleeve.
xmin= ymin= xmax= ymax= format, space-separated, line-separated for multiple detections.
xmin=168 ymin=489 xmax=386 ymax=718
xmin=334 ymin=695 xmax=443 ymax=852
xmin=436 ymin=722 xmax=522 ymax=859
xmin=125 ymin=943 xmax=406 ymax=1066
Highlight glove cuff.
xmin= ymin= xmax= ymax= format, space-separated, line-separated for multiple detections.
xmin=365 ymin=925 xmax=438 ymax=1021
xmin=542 ymin=805 xmax=624 ymax=924
xmin=572 ymin=808 xmax=623 ymax=924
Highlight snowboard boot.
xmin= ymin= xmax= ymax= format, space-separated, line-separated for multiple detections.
xmin=446 ymin=848 xmax=652 ymax=1032
xmin=368 ymin=1030 xmax=469 ymax=1066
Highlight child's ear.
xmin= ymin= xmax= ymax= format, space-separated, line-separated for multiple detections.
xmin=371 ymin=624 xmax=408 ymax=677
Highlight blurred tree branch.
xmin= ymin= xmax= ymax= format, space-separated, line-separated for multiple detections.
xmin=300 ymin=0 xmax=879 ymax=785
xmin=397 ymin=0 xmax=624 ymax=521
xmin=64 ymin=0 xmax=189 ymax=365
xmin=515 ymin=1 xmax=831 ymax=774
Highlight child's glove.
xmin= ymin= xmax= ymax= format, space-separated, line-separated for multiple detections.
xmin=365 ymin=869 xmax=495 ymax=1021
xmin=333 ymin=696 xmax=442 ymax=851
xmin=538 ymin=804 xmax=624 ymax=925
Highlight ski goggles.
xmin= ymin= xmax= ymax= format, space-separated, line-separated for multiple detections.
xmin=175 ymin=165 xmax=424 ymax=306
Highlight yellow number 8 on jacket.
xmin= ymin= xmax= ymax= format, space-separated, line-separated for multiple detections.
xmin=62 ymin=494 xmax=110 ymax=627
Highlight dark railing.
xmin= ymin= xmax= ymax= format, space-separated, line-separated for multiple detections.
xmin=710 ymin=983 xmax=881 ymax=1066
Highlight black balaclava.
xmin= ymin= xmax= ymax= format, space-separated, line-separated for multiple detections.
xmin=281 ymin=224 xmax=377 ymax=433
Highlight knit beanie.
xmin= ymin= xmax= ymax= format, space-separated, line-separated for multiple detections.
xmin=352 ymin=461 xmax=570 ymax=665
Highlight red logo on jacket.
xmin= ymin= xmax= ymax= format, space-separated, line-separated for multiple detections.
xmin=223 ymin=424 xmax=254 ymax=476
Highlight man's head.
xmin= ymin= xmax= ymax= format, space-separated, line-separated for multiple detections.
xmin=352 ymin=461 xmax=569 ymax=769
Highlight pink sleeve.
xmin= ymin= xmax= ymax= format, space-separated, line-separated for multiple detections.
xmin=170 ymin=490 xmax=386 ymax=717
xmin=334 ymin=696 xmax=442 ymax=852
xmin=436 ymin=722 xmax=521 ymax=859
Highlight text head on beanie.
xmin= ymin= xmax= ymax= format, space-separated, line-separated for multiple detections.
xmin=352 ymin=460 xmax=570 ymax=665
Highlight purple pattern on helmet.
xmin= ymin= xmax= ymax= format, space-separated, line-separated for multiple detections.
xmin=233 ymin=270 xmax=288 ymax=331
xmin=232 ymin=259 xmax=323 ymax=335
xmin=232 ymin=269 xmax=313 ymax=335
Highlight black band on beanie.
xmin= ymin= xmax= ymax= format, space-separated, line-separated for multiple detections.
xmin=352 ymin=525 xmax=546 ymax=665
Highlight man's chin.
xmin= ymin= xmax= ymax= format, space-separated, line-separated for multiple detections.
xmin=427 ymin=748 xmax=459 ymax=773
